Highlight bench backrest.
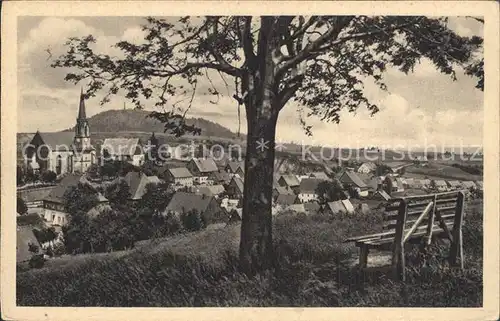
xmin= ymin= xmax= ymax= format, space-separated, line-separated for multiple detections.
xmin=383 ymin=190 xmax=466 ymax=242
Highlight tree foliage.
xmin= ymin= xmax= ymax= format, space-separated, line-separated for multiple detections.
xmin=104 ymin=179 xmax=131 ymax=205
xmin=315 ymin=179 xmax=346 ymax=204
xmin=139 ymin=182 xmax=174 ymax=214
xmin=17 ymin=197 xmax=28 ymax=215
xmin=63 ymin=183 xmax=99 ymax=216
xmin=41 ymin=170 xmax=57 ymax=183
xmin=52 ymin=16 xmax=483 ymax=131
xmin=51 ymin=15 xmax=484 ymax=272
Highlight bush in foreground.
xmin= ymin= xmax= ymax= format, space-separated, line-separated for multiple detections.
xmin=17 ymin=205 xmax=482 ymax=307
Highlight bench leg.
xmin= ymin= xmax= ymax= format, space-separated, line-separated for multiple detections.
xmin=359 ymin=245 xmax=369 ymax=269
xmin=392 ymin=244 xmax=406 ymax=282
xmin=449 ymin=229 xmax=464 ymax=269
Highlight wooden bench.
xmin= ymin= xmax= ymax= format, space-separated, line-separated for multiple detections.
xmin=345 ymin=190 xmax=466 ymax=281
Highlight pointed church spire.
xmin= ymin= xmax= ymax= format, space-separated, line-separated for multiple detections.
xmin=78 ymin=87 xmax=86 ymax=119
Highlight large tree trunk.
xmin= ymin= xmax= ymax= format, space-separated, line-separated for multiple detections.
xmin=239 ymin=109 xmax=278 ymax=273
xmin=239 ymin=17 xmax=281 ymax=274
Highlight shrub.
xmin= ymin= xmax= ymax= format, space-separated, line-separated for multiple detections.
xmin=17 ymin=197 xmax=28 ymax=215
xmin=16 ymin=200 xmax=483 ymax=307
xmin=41 ymin=170 xmax=57 ymax=183
xmin=28 ymin=255 xmax=46 ymax=269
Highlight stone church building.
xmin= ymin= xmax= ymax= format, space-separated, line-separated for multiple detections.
xmin=24 ymin=89 xmax=96 ymax=175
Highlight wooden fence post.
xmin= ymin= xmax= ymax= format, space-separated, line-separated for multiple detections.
xmin=449 ymin=191 xmax=465 ymax=269
xmin=425 ymin=194 xmax=437 ymax=245
xmin=392 ymin=199 xmax=407 ymax=281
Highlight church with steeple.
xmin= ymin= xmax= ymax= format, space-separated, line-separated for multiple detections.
xmin=24 ymin=89 xmax=96 ymax=175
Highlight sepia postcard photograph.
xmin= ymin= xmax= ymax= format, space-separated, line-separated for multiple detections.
xmin=1 ymin=1 xmax=499 ymax=320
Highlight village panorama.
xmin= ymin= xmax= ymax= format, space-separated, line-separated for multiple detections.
xmin=15 ymin=15 xmax=485 ymax=308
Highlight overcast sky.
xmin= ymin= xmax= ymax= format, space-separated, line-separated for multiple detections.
xmin=17 ymin=16 xmax=484 ymax=148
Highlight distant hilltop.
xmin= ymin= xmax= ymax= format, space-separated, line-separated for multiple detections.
xmin=62 ymin=109 xmax=244 ymax=140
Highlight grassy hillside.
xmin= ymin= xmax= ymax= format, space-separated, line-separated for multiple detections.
xmin=17 ymin=200 xmax=483 ymax=307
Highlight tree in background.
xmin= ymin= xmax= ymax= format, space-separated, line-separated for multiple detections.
xmin=104 ymin=179 xmax=131 ymax=206
xmin=41 ymin=170 xmax=57 ymax=183
xmin=86 ymin=164 xmax=100 ymax=180
xmin=139 ymin=182 xmax=174 ymax=215
xmin=383 ymin=176 xmax=394 ymax=196
xmin=17 ymin=165 xmax=25 ymax=186
xmin=17 ymin=197 xmax=28 ymax=215
xmin=63 ymin=183 xmax=99 ymax=216
xmin=375 ymin=164 xmax=393 ymax=176
xmin=315 ymin=179 xmax=346 ymax=204
xmin=181 ymin=209 xmax=205 ymax=232
xmin=62 ymin=183 xmax=100 ymax=254
xmin=52 ymin=16 xmax=483 ymax=273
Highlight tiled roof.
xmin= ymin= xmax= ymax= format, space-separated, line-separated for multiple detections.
xmin=164 ymin=192 xmax=213 ymax=214
xmin=124 ymin=171 xmax=159 ymax=200
xmin=226 ymin=161 xmax=244 ymax=173
xmin=309 ymin=171 xmax=330 ymax=180
xmin=338 ymin=170 xmax=368 ymax=189
xmin=275 ymin=194 xmax=297 ymax=206
xmin=461 ymin=181 xmax=477 ymax=189
xmin=299 ymin=178 xmax=323 ymax=194
xmin=230 ymin=176 xmax=244 ymax=193
xmin=101 ymin=138 xmax=142 ymax=156
xmin=37 ymin=132 xmax=76 ymax=151
xmin=433 ymin=180 xmax=447 ymax=187
xmin=279 ymin=174 xmax=300 ymax=187
xmin=326 ymin=199 xmax=355 ymax=214
xmin=43 ymin=174 xmax=85 ymax=204
xmin=191 ymin=158 xmax=218 ymax=173
xmin=376 ymin=190 xmax=391 ymax=201
xmin=194 ymin=185 xmax=226 ymax=196
xmin=168 ymin=167 xmax=193 ymax=178
xmin=304 ymin=202 xmax=321 ymax=213
xmin=209 ymin=170 xmax=231 ymax=183
xmin=287 ymin=204 xmax=306 ymax=213
xmin=18 ymin=187 xmax=56 ymax=203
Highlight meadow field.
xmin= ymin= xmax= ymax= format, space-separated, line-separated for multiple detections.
xmin=17 ymin=199 xmax=483 ymax=307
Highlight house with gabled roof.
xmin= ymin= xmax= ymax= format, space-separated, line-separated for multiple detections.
xmin=432 ymin=179 xmax=448 ymax=192
xmin=123 ymin=171 xmax=160 ymax=201
xmin=225 ymin=160 xmax=245 ymax=178
xmin=101 ymin=138 xmax=144 ymax=167
xmin=274 ymin=194 xmax=298 ymax=207
xmin=226 ymin=176 xmax=244 ymax=199
xmin=357 ymin=162 xmax=377 ymax=174
xmin=187 ymin=158 xmax=219 ymax=184
xmin=278 ymin=174 xmax=300 ymax=192
xmin=193 ymin=185 xmax=226 ymax=198
xmin=42 ymin=173 xmax=107 ymax=226
xmin=461 ymin=181 xmax=477 ymax=190
xmin=337 ymin=169 xmax=369 ymax=197
xmin=209 ymin=170 xmax=232 ymax=185
xmin=304 ymin=202 xmax=321 ymax=215
xmin=372 ymin=189 xmax=391 ymax=201
xmin=447 ymin=180 xmax=463 ymax=190
xmin=297 ymin=178 xmax=323 ymax=203
xmin=308 ymin=171 xmax=330 ymax=181
xmin=165 ymin=167 xmax=193 ymax=188
xmin=162 ymin=192 xmax=227 ymax=226
xmin=323 ymin=199 xmax=355 ymax=215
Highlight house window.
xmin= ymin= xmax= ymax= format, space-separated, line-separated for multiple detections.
xmin=67 ymin=154 xmax=73 ymax=173
xmin=56 ymin=155 xmax=62 ymax=175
